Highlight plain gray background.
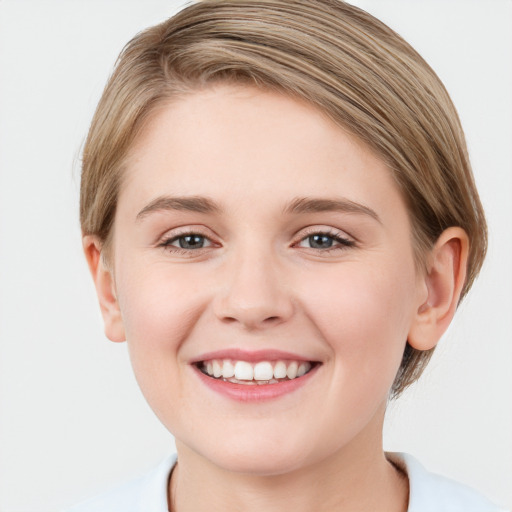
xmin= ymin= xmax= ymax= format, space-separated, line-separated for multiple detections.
xmin=0 ymin=1 xmax=511 ymax=510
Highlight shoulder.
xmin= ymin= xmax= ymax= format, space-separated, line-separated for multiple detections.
xmin=62 ymin=454 xmax=176 ymax=512
xmin=387 ymin=452 xmax=508 ymax=512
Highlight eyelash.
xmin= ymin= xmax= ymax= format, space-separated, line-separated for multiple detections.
xmin=296 ymin=228 xmax=355 ymax=253
xmin=158 ymin=227 xmax=355 ymax=257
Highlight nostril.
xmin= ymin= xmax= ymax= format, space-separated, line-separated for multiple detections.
xmin=219 ymin=313 xmax=286 ymax=329
xmin=213 ymin=281 xmax=295 ymax=329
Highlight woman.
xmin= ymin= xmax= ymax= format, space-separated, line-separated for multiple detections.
xmin=67 ymin=1 xmax=506 ymax=510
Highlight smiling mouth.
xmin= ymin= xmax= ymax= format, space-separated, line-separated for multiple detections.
xmin=196 ymin=359 xmax=319 ymax=385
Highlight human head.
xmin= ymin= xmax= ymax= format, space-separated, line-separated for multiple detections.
xmin=80 ymin=0 xmax=487 ymax=397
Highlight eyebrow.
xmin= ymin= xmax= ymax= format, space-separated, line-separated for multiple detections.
xmin=136 ymin=195 xmax=221 ymax=221
xmin=135 ymin=195 xmax=380 ymax=223
xmin=282 ymin=197 xmax=381 ymax=223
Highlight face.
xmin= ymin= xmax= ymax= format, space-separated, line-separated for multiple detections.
xmin=108 ymin=84 xmax=427 ymax=475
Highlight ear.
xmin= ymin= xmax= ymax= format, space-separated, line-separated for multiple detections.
xmin=83 ymin=235 xmax=126 ymax=343
xmin=408 ymin=227 xmax=469 ymax=351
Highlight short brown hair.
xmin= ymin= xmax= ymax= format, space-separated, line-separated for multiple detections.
xmin=80 ymin=0 xmax=487 ymax=397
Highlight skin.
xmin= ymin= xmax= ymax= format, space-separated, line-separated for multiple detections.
xmin=84 ymin=84 xmax=468 ymax=512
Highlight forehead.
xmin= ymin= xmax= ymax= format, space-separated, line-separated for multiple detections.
xmin=120 ymin=84 xmax=406 ymax=222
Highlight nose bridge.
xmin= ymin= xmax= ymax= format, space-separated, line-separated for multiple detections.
xmin=213 ymin=237 xmax=294 ymax=329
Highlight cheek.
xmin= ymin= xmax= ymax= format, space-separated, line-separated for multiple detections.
xmin=302 ymin=260 xmax=416 ymax=383
xmin=114 ymin=261 xmax=214 ymax=426
xmin=115 ymin=261 xmax=210 ymax=374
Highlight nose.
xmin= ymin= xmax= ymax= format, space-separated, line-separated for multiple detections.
xmin=213 ymin=248 xmax=295 ymax=331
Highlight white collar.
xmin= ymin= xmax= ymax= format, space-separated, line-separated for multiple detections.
xmin=66 ymin=452 xmax=505 ymax=512
xmin=387 ymin=452 xmax=505 ymax=511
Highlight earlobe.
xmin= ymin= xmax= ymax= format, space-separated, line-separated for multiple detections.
xmin=408 ymin=227 xmax=469 ymax=351
xmin=82 ymin=235 xmax=126 ymax=343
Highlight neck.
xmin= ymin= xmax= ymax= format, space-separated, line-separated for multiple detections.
xmin=168 ymin=410 xmax=408 ymax=512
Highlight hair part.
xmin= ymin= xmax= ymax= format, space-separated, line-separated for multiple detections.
xmin=80 ymin=0 xmax=487 ymax=397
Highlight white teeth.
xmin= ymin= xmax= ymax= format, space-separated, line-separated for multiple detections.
xmin=222 ymin=360 xmax=235 ymax=378
xmin=234 ymin=361 xmax=254 ymax=381
xmin=286 ymin=361 xmax=298 ymax=379
xmin=273 ymin=361 xmax=287 ymax=379
xmin=253 ymin=361 xmax=273 ymax=381
xmin=297 ymin=362 xmax=311 ymax=377
xmin=202 ymin=359 xmax=314 ymax=382
xmin=212 ymin=360 xmax=222 ymax=378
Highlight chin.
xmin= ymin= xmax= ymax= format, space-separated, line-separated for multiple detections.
xmin=213 ymin=452 xmax=309 ymax=476
xmin=196 ymin=433 xmax=317 ymax=476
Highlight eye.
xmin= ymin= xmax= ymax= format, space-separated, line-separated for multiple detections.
xmin=160 ymin=232 xmax=214 ymax=252
xmin=296 ymin=230 xmax=354 ymax=252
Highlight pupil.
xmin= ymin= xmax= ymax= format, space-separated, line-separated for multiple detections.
xmin=310 ymin=234 xmax=333 ymax=249
xmin=179 ymin=235 xmax=204 ymax=249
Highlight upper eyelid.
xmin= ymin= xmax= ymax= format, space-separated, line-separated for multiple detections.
xmin=159 ymin=225 xmax=350 ymax=238
xmin=158 ymin=225 xmax=215 ymax=242
xmin=294 ymin=225 xmax=354 ymax=243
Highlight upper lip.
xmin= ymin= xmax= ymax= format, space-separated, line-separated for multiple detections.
xmin=190 ymin=348 xmax=319 ymax=364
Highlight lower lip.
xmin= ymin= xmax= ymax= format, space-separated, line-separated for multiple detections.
xmin=193 ymin=364 xmax=320 ymax=402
